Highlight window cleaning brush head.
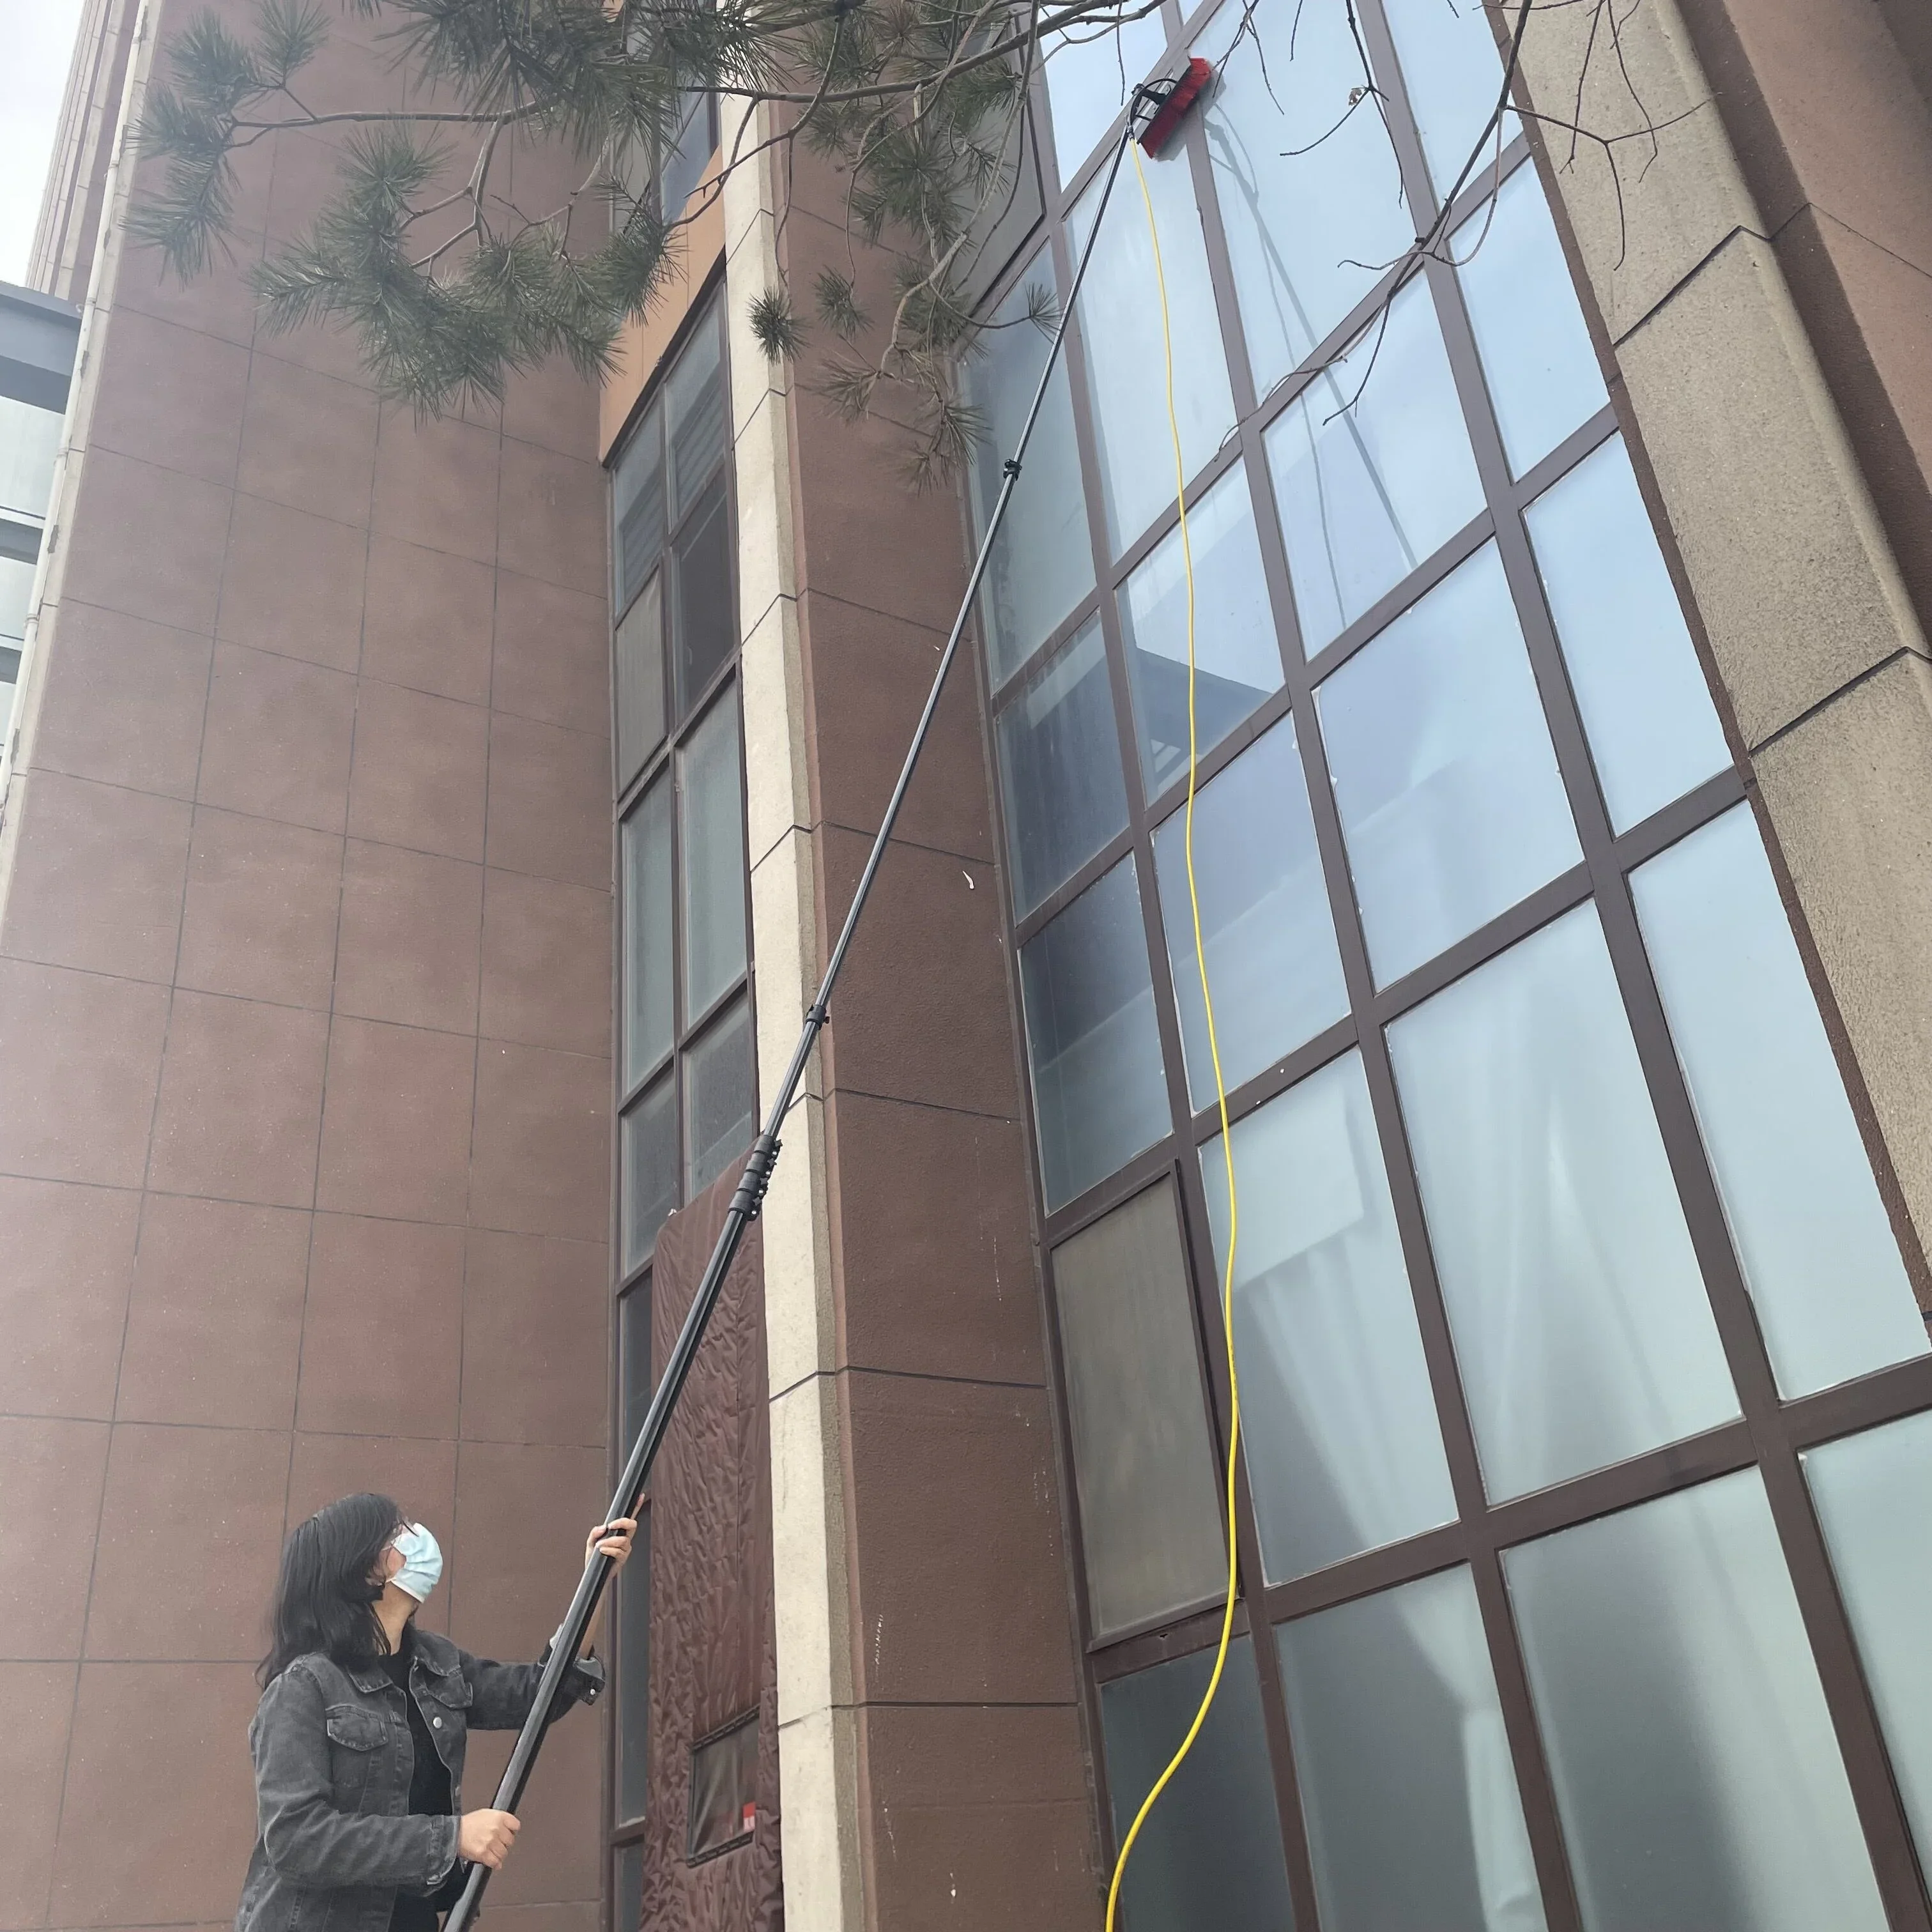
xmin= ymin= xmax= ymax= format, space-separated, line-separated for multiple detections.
xmin=1135 ymin=56 xmax=1213 ymax=157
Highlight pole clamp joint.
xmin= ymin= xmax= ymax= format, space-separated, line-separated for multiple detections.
xmin=731 ymin=1130 xmax=784 ymax=1222
xmin=1001 ymin=457 xmax=1021 ymax=479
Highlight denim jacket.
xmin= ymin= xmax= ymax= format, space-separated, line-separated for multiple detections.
xmin=234 ymin=1627 xmax=601 ymax=1932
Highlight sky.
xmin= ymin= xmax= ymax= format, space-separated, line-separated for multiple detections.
xmin=1 ymin=0 xmax=92 ymax=285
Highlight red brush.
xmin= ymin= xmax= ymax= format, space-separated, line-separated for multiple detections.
xmin=1138 ymin=56 xmax=1212 ymax=157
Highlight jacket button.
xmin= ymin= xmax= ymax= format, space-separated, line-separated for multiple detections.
xmin=432 ymin=1716 xmax=443 ymax=1728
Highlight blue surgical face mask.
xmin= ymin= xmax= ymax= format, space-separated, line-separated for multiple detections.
xmin=390 ymin=1522 xmax=443 ymax=1604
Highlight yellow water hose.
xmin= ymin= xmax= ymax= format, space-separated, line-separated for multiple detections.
xmin=1103 ymin=137 xmax=1245 ymax=1932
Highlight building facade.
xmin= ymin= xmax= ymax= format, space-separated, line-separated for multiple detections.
xmin=4 ymin=0 xmax=1932 ymax=1930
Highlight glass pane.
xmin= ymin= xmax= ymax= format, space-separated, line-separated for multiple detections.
xmin=615 ymin=1842 xmax=643 ymax=1930
xmin=1320 ymin=542 xmax=1580 ymax=986
xmin=1634 ymin=806 xmax=1928 ymax=1392
xmin=657 ymin=91 xmax=715 ymax=224
xmin=622 ymin=776 xmax=675 ymax=1087
xmin=1153 ymin=719 xmax=1346 ymax=1108
xmin=1202 ymin=1054 xmax=1456 ymax=1580
xmin=0 ymin=555 xmax=33 ymax=643
xmin=1457 ymin=164 xmax=1607 ymax=475
xmin=678 ymin=691 xmax=746 ymax=1022
xmin=665 ymin=302 xmax=727 ymax=519
xmin=1524 ymin=436 xmax=1728 ymax=829
xmin=613 ymin=401 xmax=664 ymax=612
xmin=687 ymin=1713 xmax=758 ymax=1859
xmin=615 ymin=572 xmax=666 ymax=788
xmin=1043 ymin=7 xmax=1168 ymax=182
xmin=1266 ymin=278 xmax=1483 ymax=654
xmin=995 ymin=619 xmax=1128 ymax=917
xmin=1019 ymin=857 xmax=1170 ymax=1210
xmin=1197 ymin=0 xmax=1412 ymax=394
xmin=1388 ymin=905 xmax=1739 ymax=1498
xmin=965 ymin=259 xmax=1095 ymax=686
xmin=1119 ymin=463 xmax=1284 ymax=799
xmin=1506 ymin=1472 xmax=1886 ymax=1932
xmin=1804 ymin=1411 xmax=1932 ymax=1883
xmin=671 ymin=473 xmax=734 ymax=717
xmin=619 ymin=1278 xmax=653 ymax=1458
xmin=1052 ymin=1177 xmax=1227 ymax=1637
xmin=622 ymin=1077 xmax=678 ymax=1273
xmin=1382 ymin=0 xmax=1522 ymax=203
xmin=0 ymin=396 xmax=61 ymax=522
xmin=1071 ymin=146 xmax=1236 ymax=555
xmin=684 ymin=995 xmax=755 ymax=1195
xmin=615 ymin=1510 xmax=651 ymax=1822
xmin=1278 ymin=1567 xmax=1545 ymax=1932
xmin=1098 ymin=1639 xmax=1296 ymax=1932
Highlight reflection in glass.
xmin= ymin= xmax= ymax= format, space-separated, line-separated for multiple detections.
xmin=1197 ymin=0 xmax=1411 ymax=395
xmin=613 ymin=398 xmax=665 ymax=611
xmin=671 ymin=473 xmax=734 ymax=716
xmin=664 ymin=301 xmax=726 ymax=519
xmin=1201 ymin=1053 xmax=1455 ymax=1579
xmin=1389 ymin=905 xmax=1738 ymax=1498
xmin=1044 ymin=8 xmax=1169 ymax=181
xmin=965 ymin=262 xmax=1095 ymax=686
xmin=1278 ymin=1567 xmax=1545 ymax=1931
xmin=1153 ymin=719 xmax=1347 ymax=1107
xmin=1020 ymin=857 xmax=1169 ymax=1209
xmin=1634 ymin=807 xmax=1928 ymax=1392
xmin=619 ymin=1278 xmax=653 ymax=1457
xmin=1320 ymin=543 xmax=1579 ymax=985
xmin=622 ymin=1076 xmax=678 ymax=1273
xmin=1120 ymin=464 xmax=1284 ymax=797
xmin=622 ymin=776 xmax=675 ymax=1087
xmin=1524 ymin=436 xmax=1728 ymax=829
xmin=1100 ymin=1639 xmax=1298 ymax=1932
xmin=615 ymin=571 xmax=666 ymax=787
xmin=1381 ymin=0 xmax=1521 ymax=201
xmin=615 ymin=1510 xmax=652 ymax=1821
xmin=678 ymin=691 xmax=746 ymax=1023
xmin=1506 ymin=1473 xmax=1886 ymax=1932
xmin=687 ymin=1714 xmax=758 ymax=1859
xmin=1457 ymin=164 xmax=1607 ymax=475
xmin=0 ymin=555 xmax=34 ymax=644
xmin=1073 ymin=148 xmax=1236 ymax=555
xmin=615 ymin=1842 xmax=643 ymax=1932
xmin=995 ymin=620 xmax=1128 ymax=916
xmin=1052 ymin=1178 xmax=1227 ymax=1637
xmin=1805 ymin=1412 xmax=1932 ymax=1882
xmin=0 ymin=396 xmax=61 ymax=522
xmin=684 ymin=995 xmax=755 ymax=1195
xmin=1266 ymin=279 xmax=1483 ymax=653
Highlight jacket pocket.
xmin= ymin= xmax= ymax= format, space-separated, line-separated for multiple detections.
xmin=324 ymin=1704 xmax=386 ymax=1810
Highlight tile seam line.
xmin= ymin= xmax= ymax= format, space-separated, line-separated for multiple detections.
xmin=1607 ymin=221 xmax=1765 ymax=350
xmin=1749 ymin=648 xmax=1921 ymax=756
xmin=1770 ymin=200 xmax=1932 ymax=285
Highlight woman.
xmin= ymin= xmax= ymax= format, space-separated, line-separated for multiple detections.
xmin=234 ymin=1493 xmax=635 ymax=1932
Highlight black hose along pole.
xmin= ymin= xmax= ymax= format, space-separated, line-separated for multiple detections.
xmin=443 ymin=82 xmax=1174 ymax=1932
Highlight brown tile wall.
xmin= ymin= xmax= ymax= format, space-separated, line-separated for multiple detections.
xmin=0 ymin=6 xmax=616 ymax=1928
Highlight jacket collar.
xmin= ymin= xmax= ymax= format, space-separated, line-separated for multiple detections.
xmin=336 ymin=1624 xmax=460 ymax=1694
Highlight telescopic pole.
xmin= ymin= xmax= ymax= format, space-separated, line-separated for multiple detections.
xmin=443 ymin=84 xmax=1169 ymax=1932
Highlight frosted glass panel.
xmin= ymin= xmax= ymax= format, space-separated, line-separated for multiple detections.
xmin=1524 ymin=436 xmax=1728 ymax=829
xmin=1100 ymin=1641 xmax=1297 ymax=1932
xmin=1278 ymin=1567 xmax=1545 ymax=1932
xmin=1390 ymin=905 xmax=1738 ymax=1498
xmin=1457 ymin=165 xmax=1607 ymax=475
xmin=1320 ymin=543 xmax=1580 ymax=986
xmin=1120 ymin=464 xmax=1284 ymax=798
xmin=684 ymin=995 xmax=755 ymax=1195
xmin=1020 ymin=858 xmax=1170 ymax=1209
xmin=997 ymin=620 xmax=1129 ymax=916
xmin=1634 ymin=807 xmax=1928 ymax=1392
xmin=1054 ymin=1179 xmax=1227 ymax=1637
xmin=621 ymin=777 xmax=674 ymax=1087
xmin=1202 ymin=1052 xmax=1456 ymax=1579
xmin=1153 ymin=718 xmax=1347 ymax=1108
xmin=966 ymin=259 xmax=1095 ymax=685
xmin=1383 ymin=0 xmax=1522 ymax=201
xmin=622 ymin=1077 xmax=677 ymax=1272
xmin=1044 ymin=7 xmax=1169 ymax=180
xmin=1507 ymin=1473 xmax=1887 ymax=1932
xmin=1197 ymin=0 xmax=1411 ymax=394
xmin=1266 ymin=279 xmax=1483 ymax=654
xmin=678 ymin=691 xmax=746 ymax=1022
xmin=1073 ymin=148 xmax=1236 ymax=554
xmin=1805 ymin=1411 xmax=1932 ymax=1882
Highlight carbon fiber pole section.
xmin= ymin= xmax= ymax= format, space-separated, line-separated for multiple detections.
xmin=443 ymin=83 xmax=1176 ymax=1932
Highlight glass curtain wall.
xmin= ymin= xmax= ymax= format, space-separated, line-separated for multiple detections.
xmin=967 ymin=3 xmax=1932 ymax=1928
xmin=605 ymin=288 xmax=753 ymax=1891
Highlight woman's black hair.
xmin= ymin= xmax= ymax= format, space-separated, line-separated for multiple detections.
xmin=260 ymin=1492 xmax=406 ymax=1686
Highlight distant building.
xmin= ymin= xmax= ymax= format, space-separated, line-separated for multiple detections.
xmin=0 ymin=284 xmax=79 ymax=740
xmin=6 ymin=3 xmax=1932 ymax=1931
